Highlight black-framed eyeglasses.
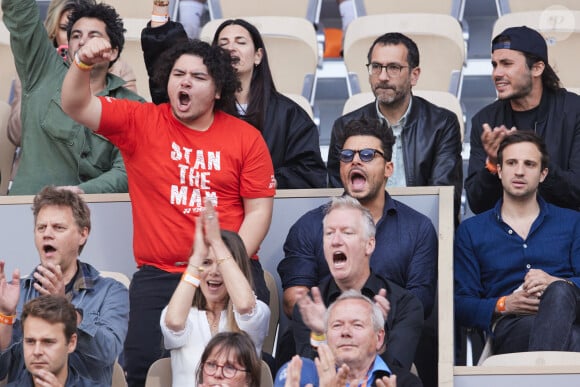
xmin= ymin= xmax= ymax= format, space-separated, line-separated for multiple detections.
xmin=203 ymin=361 xmax=248 ymax=379
xmin=366 ymin=62 xmax=408 ymax=77
xmin=339 ymin=148 xmax=386 ymax=163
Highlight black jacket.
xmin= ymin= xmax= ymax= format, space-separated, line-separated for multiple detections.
xmin=291 ymin=272 xmax=424 ymax=371
xmin=328 ymin=97 xmax=463 ymax=219
xmin=466 ymin=88 xmax=580 ymax=213
xmin=140 ymin=21 xmax=327 ymax=189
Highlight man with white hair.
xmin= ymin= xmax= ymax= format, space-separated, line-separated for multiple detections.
xmin=277 ymin=290 xmax=421 ymax=387
xmin=292 ymin=195 xmax=423 ymax=372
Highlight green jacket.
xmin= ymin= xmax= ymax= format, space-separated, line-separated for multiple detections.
xmin=3 ymin=0 xmax=144 ymax=195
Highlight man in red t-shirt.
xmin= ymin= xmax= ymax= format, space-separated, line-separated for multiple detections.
xmin=61 ymin=37 xmax=275 ymax=386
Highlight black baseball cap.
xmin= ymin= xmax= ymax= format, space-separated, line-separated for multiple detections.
xmin=492 ymin=26 xmax=548 ymax=63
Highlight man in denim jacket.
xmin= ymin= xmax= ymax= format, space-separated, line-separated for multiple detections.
xmin=0 ymin=186 xmax=129 ymax=385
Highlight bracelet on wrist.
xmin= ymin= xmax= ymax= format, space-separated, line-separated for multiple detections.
xmin=0 ymin=312 xmax=16 ymax=325
xmin=485 ymin=157 xmax=498 ymax=175
xmin=216 ymin=255 xmax=233 ymax=265
xmin=153 ymin=0 xmax=169 ymax=5
xmin=496 ymin=295 xmax=507 ymax=314
xmin=187 ymin=263 xmax=203 ymax=274
xmin=74 ymin=52 xmax=93 ymax=71
xmin=181 ymin=271 xmax=201 ymax=288
xmin=310 ymin=332 xmax=326 ymax=348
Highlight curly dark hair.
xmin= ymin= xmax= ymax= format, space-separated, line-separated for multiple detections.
xmin=66 ymin=0 xmax=124 ymax=66
xmin=153 ymin=39 xmax=239 ymax=114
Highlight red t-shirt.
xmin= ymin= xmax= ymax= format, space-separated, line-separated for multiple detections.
xmin=98 ymin=97 xmax=275 ymax=272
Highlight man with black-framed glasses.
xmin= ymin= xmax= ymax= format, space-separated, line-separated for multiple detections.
xmin=277 ymin=118 xmax=437 ymax=371
xmin=327 ymin=32 xmax=463 ymax=228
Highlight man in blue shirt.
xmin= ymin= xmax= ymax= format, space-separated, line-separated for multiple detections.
xmin=0 ymin=186 xmax=129 ymax=384
xmin=278 ymin=118 xmax=437 ymax=319
xmin=455 ymin=131 xmax=580 ymax=354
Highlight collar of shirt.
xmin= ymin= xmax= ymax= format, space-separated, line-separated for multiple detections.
xmin=324 ymin=272 xmax=387 ymax=305
xmin=375 ymin=96 xmax=413 ymax=129
xmin=492 ymin=195 xmax=549 ymax=238
xmin=344 ymin=355 xmax=392 ymax=387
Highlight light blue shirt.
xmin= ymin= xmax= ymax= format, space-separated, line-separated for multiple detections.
xmin=345 ymin=355 xmax=392 ymax=387
xmin=375 ymin=98 xmax=413 ymax=187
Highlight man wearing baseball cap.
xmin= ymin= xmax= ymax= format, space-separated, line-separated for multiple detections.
xmin=465 ymin=25 xmax=580 ymax=214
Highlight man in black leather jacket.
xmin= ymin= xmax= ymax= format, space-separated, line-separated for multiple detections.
xmin=465 ymin=26 xmax=580 ymax=214
xmin=328 ymin=33 xmax=463 ymax=221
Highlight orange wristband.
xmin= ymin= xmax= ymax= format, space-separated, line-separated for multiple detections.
xmin=181 ymin=272 xmax=200 ymax=287
xmin=0 ymin=312 xmax=16 ymax=325
xmin=496 ymin=296 xmax=507 ymax=314
xmin=485 ymin=157 xmax=498 ymax=175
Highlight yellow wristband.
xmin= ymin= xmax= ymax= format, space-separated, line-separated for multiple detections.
xmin=0 ymin=312 xmax=16 ymax=325
xmin=310 ymin=332 xmax=326 ymax=348
xmin=181 ymin=272 xmax=200 ymax=287
xmin=74 ymin=52 xmax=93 ymax=71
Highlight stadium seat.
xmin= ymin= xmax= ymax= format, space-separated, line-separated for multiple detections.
xmin=207 ymin=0 xmax=321 ymax=24
xmin=100 ymin=271 xmax=131 ymax=289
xmin=200 ymin=17 xmax=318 ymax=100
xmin=100 ymin=0 xmax=153 ymax=19
xmin=482 ymin=351 xmax=580 ymax=367
xmin=283 ymin=93 xmax=314 ymax=120
xmin=493 ymin=10 xmax=580 ymax=89
xmin=352 ymin=0 xmax=465 ymax=20
xmin=112 ymin=361 xmax=128 ymax=387
xmin=145 ymin=357 xmax=172 ymax=387
xmin=260 ymin=360 xmax=274 ymax=387
xmin=262 ymin=270 xmax=280 ymax=356
xmin=343 ymin=13 xmax=465 ymax=96
xmin=496 ymin=0 xmax=580 ymax=16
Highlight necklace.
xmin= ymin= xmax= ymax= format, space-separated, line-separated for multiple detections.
xmin=235 ymin=100 xmax=248 ymax=116
xmin=207 ymin=311 xmax=220 ymax=333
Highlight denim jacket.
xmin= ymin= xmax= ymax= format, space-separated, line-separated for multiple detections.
xmin=0 ymin=261 xmax=129 ymax=385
